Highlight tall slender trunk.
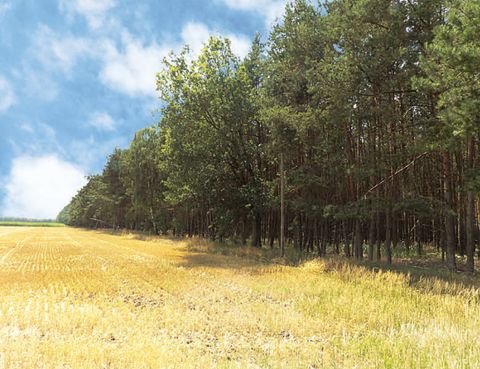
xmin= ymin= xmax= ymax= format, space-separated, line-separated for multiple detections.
xmin=269 ymin=211 xmax=276 ymax=249
xmin=466 ymin=191 xmax=475 ymax=273
xmin=251 ymin=211 xmax=262 ymax=248
xmin=368 ymin=214 xmax=375 ymax=261
xmin=343 ymin=221 xmax=351 ymax=258
xmin=354 ymin=219 xmax=363 ymax=260
xmin=443 ymin=151 xmax=457 ymax=272
xmin=466 ymin=137 xmax=475 ymax=273
xmin=385 ymin=208 xmax=392 ymax=265
xmin=376 ymin=213 xmax=382 ymax=261
xmin=280 ymin=152 xmax=285 ymax=257
xmin=150 ymin=206 xmax=157 ymax=235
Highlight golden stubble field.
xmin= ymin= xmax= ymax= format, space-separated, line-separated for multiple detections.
xmin=0 ymin=227 xmax=479 ymax=369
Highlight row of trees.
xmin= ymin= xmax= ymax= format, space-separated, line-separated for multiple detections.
xmin=59 ymin=0 xmax=480 ymax=271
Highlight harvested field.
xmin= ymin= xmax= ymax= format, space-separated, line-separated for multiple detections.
xmin=0 ymin=227 xmax=479 ymax=369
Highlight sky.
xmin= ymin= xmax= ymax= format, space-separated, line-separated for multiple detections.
xmin=0 ymin=0 xmax=288 ymax=219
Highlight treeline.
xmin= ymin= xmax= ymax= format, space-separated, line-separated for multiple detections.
xmin=59 ymin=0 xmax=480 ymax=272
xmin=0 ymin=217 xmax=56 ymax=223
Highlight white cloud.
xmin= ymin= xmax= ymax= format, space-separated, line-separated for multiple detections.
xmin=226 ymin=33 xmax=252 ymax=59
xmin=220 ymin=0 xmax=287 ymax=26
xmin=89 ymin=111 xmax=116 ymax=131
xmin=1 ymin=155 xmax=87 ymax=219
xmin=181 ymin=22 xmax=212 ymax=57
xmin=28 ymin=24 xmax=163 ymax=97
xmin=60 ymin=0 xmax=116 ymax=30
xmin=0 ymin=76 xmax=16 ymax=113
xmin=99 ymin=33 xmax=170 ymax=97
xmin=32 ymin=25 xmax=90 ymax=74
xmin=181 ymin=22 xmax=251 ymax=59
xmin=29 ymin=20 xmax=251 ymax=98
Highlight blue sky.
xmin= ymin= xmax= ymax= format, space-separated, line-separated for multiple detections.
xmin=0 ymin=0 xmax=287 ymax=219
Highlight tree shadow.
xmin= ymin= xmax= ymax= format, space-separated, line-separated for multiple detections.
xmin=176 ymin=242 xmax=280 ymax=272
xmin=179 ymin=243 xmax=480 ymax=297
xmin=358 ymin=257 xmax=480 ymax=296
xmin=81 ymin=227 xmax=480 ymax=296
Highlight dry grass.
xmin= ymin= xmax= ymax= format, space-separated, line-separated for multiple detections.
xmin=0 ymin=227 xmax=479 ymax=368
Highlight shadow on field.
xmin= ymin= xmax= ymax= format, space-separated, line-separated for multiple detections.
xmin=87 ymin=228 xmax=480 ymax=295
xmin=177 ymin=238 xmax=279 ymax=271
xmin=178 ymin=252 xmax=263 ymax=269
xmin=181 ymin=243 xmax=480 ymax=297
xmin=360 ymin=258 xmax=480 ymax=295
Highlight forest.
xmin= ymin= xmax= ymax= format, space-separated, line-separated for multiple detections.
xmin=58 ymin=0 xmax=480 ymax=273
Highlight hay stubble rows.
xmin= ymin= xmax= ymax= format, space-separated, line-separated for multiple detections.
xmin=0 ymin=227 xmax=479 ymax=368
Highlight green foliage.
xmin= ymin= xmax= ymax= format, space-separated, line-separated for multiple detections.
xmin=418 ymin=0 xmax=480 ymax=143
xmin=56 ymin=204 xmax=71 ymax=224
xmin=157 ymin=36 xmax=268 ymax=241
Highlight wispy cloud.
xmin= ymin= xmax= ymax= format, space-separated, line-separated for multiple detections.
xmin=69 ymin=135 xmax=128 ymax=169
xmin=0 ymin=1 xmax=11 ymax=17
xmin=19 ymin=122 xmax=35 ymax=134
xmin=219 ymin=0 xmax=287 ymax=26
xmin=0 ymin=155 xmax=87 ymax=219
xmin=0 ymin=75 xmax=16 ymax=113
xmin=14 ymin=63 xmax=60 ymax=102
xmin=59 ymin=0 xmax=117 ymax=30
xmin=31 ymin=25 xmax=90 ymax=74
xmin=30 ymin=7 xmax=252 ymax=99
xmin=9 ymin=120 xmax=125 ymax=171
xmin=29 ymin=25 xmax=167 ymax=98
xmin=89 ymin=111 xmax=116 ymax=131
xmin=8 ymin=122 xmax=62 ymax=159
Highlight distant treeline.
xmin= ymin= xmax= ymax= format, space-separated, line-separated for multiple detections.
xmin=59 ymin=0 xmax=480 ymax=272
xmin=0 ymin=222 xmax=65 ymax=227
xmin=0 ymin=217 xmax=57 ymax=223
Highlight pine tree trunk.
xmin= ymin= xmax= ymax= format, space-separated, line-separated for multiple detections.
xmin=368 ymin=214 xmax=375 ymax=261
xmin=251 ymin=212 xmax=262 ymax=248
xmin=343 ymin=221 xmax=351 ymax=258
xmin=376 ymin=213 xmax=382 ymax=261
xmin=466 ymin=137 xmax=475 ymax=273
xmin=466 ymin=191 xmax=475 ymax=273
xmin=280 ymin=153 xmax=285 ymax=257
xmin=354 ymin=219 xmax=363 ymax=260
xmin=443 ymin=151 xmax=457 ymax=272
xmin=385 ymin=208 xmax=392 ymax=265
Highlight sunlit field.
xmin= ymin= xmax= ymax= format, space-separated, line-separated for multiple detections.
xmin=0 ymin=227 xmax=479 ymax=369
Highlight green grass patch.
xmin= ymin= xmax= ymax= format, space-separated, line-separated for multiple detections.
xmin=0 ymin=221 xmax=65 ymax=227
